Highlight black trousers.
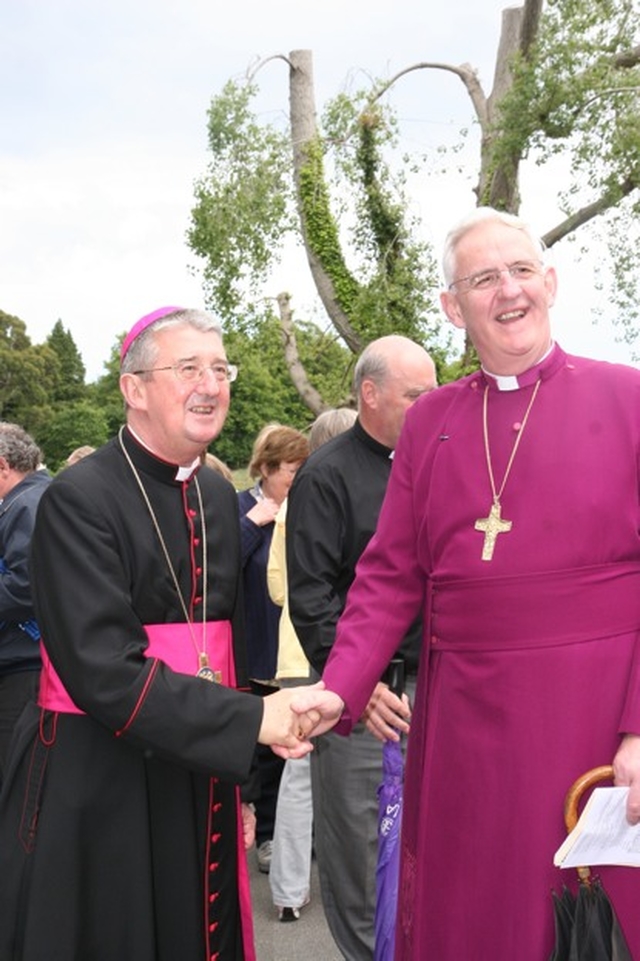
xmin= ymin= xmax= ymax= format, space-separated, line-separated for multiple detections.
xmin=249 ymin=680 xmax=285 ymax=846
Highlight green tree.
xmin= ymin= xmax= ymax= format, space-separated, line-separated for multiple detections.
xmin=361 ymin=0 xmax=640 ymax=352
xmin=0 ymin=310 xmax=59 ymax=432
xmin=0 ymin=309 xmax=121 ymax=468
xmin=188 ymin=60 xmax=446 ymax=412
xmin=213 ymin=313 xmax=352 ymax=469
xmin=88 ymin=338 xmax=126 ymax=439
xmin=189 ymin=0 xmax=640 ymax=382
xmin=38 ymin=401 xmax=111 ymax=473
xmin=46 ymin=320 xmax=86 ymax=402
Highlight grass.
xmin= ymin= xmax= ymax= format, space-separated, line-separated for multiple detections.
xmin=232 ymin=467 xmax=251 ymax=491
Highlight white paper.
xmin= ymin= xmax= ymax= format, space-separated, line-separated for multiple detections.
xmin=553 ymin=786 xmax=640 ymax=869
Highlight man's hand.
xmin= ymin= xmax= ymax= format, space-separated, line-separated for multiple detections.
xmin=613 ymin=733 xmax=640 ymax=824
xmin=361 ymin=681 xmax=411 ymax=743
xmin=259 ymin=682 xmax=327 ymax=759
xmin=289 ymin=686 xmax=345 ymax=739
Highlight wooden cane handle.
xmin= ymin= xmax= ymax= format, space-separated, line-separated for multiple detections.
xmin=563 ymin=765 xmax=614 ymax=832
xmin=562 ymin=765 xmax=614 ymax=884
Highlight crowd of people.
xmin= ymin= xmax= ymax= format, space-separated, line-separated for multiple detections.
xmin=1 ymin=207 xmax=640 ymax=961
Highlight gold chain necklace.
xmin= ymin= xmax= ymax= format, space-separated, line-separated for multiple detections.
xmin=119 ymin=427 xmax=216 ymax=680
xmin=474 ymin=379 xmax=541 ymax=561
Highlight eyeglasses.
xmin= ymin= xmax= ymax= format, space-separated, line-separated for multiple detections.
xmin=449 ymin=262 xmax=543 ymax=293
xmin=133 ymin=361 xmax=238 ymax=383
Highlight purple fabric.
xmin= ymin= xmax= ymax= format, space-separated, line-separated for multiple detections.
xmin=375 ymin=739 xmax=404 ymax=961
xmin=120 ymin=306 xmax=183 ymax=362
xmin=322 ymin=345 xmax=640 ymax=960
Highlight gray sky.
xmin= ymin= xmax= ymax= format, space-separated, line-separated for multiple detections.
xmin=1 ymin=0 xmax=632 ymax=380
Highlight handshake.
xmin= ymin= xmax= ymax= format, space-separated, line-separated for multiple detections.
xmin=258 ymin=682 xmax=344 ymax=759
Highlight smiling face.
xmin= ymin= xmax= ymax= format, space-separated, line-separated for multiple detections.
xmin=120 ymin=324 xmax=231 ymax=465
xmin=440 ymin=219 xmax=557 ymax=376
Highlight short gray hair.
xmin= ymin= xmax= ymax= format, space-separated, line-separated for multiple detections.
xmin=353 ymin=343 xmax=391 ymax=397
xmin=0 ymin=422 xmax=42 ymax=472
xmin=121 ymin=309 xmax=224 ymax=375
xmin=309 ymin=408 xmax=357 ymax=451
xmin=442 ymin=207 xmax=546 ymax=287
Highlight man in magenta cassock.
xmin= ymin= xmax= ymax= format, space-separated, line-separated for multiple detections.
xmin=296 ymin=208 xmax=640 ymax=959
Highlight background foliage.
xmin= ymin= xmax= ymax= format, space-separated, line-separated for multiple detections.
xmin=0 ymin=311 xmax=354 ymax=472
xmin=3 ymin=0 xmax=639 ymax=469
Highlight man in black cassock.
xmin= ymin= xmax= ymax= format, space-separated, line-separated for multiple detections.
xmin=0 ymin=307 xmax=312 ymax=961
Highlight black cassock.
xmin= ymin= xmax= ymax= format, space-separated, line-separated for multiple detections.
xmin=0 ymin=428 xmax=262 ymax=961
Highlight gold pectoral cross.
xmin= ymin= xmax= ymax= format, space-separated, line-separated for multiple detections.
xmin=474 ymin=501 xmax=512 ymax=562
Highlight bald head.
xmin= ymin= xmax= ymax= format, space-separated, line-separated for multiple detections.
xmin=354 ymin=335 xmax=437 ymax=448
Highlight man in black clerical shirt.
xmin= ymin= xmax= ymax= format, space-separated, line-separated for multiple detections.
xmin=286 ymin=334 xmax=437 ymax=961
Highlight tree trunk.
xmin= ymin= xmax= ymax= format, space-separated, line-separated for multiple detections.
xmin=479 ymin=0 xmax=543 ymax=211
xmin=288 ymin=50 xmax=362 ymax=354
xmin=275 ymin=292 xmax=328 ymax=416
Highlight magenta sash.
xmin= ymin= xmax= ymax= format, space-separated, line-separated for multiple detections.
xmin=430 ymin=562 xmax=640 ymax=652
xmin=144 ymin=620 xmax=235 ymax=685
xmin=37 ymin=620 xmax=234 ymax=713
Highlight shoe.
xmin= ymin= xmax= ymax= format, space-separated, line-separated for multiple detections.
xmin=256 ymin=839 xmax=273 ymax=874
xmin=278 ymin=906 xmax=301 ymax=922
xmin=276 ymin=897 xmax=309 ymax=922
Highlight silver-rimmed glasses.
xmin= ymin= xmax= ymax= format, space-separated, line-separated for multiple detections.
xmin=133 ymin=361 xmax=238 ymax=383
xmin=448 ymin=261 xmax=544 ymax=294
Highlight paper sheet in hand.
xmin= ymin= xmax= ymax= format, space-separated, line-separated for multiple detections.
xmin=553 ymin=786 xmax=640 ymax=868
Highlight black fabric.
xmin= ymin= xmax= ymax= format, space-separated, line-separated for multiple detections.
xmin=0 ymin=670 xmax=39 ymax=787
xmin=0 ymin=431 xmax=263 ymax=960
xmin=287 ymin=420 xmax=422 ymax=674
xmin=249 ymin=680 xmax=285 ymax=846
xmin=549 ymin=880 xmax=633 ymax=961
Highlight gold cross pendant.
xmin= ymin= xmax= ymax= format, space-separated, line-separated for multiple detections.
xmin=474 ymin=501 xmax=512 ymax=561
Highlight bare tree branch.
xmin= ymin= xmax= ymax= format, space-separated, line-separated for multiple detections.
xmin=275 ymin=292 xmax=328 ymax=416
xmin=542 ymin=177 xmax=639 ymax=248
xmin=246 ymin=53 xmax=293 ymax=83
xmin=366 ymin=61 xmax=488 ymax=126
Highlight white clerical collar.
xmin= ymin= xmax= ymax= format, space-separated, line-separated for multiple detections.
xmin=175 ymin=462 xmax=200 ymax=481
xmin=486 ymin=372 xmax=520 ymax=391
xmin=127 ymin=426 xmax=201 ymax=481
xmin=482 ymin=342 xmax=555 ymax=392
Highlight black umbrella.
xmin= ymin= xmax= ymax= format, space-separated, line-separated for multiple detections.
xmin=549 ymin=766 xmax=632 ymax=961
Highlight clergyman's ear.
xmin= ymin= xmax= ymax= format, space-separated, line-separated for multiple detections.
xmin=440 ymin=290 xmax=466 ymax=331
xmin=119 ymin=372 xmax=147 ymax=410
xmin=360 ymin=377 xmax=379 ymax=411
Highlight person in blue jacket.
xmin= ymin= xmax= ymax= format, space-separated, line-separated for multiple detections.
xmin=0 ymin=421 xmax=51 ymax=786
